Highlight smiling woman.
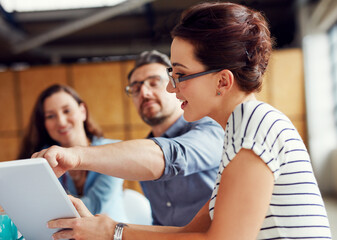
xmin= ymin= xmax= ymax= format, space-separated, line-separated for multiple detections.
xmin=18 ymin=84 xmax=102 ymax=157
xmin=17 ymin=84 xmax=128 ymax=222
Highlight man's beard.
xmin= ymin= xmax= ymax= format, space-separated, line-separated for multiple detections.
xmin=141 ymin=113 xmax=167 ymax=126
xmin=139 ymin=98 xmax=168 ymax=126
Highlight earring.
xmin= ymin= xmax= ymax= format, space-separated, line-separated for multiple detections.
xmin=217 ymin=91 xmax=221 ymax=96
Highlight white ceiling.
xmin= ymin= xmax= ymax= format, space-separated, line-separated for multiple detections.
xmin=1 ymin=0 xmax=126 ymax=12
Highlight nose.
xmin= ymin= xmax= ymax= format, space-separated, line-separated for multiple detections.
xmin=138 ymin=83 xmax=153 ymax=97
xmin=56 ymin=114 xmax=67 ymax=126
xmin=166 ymin=80 xmax=177 ymax=93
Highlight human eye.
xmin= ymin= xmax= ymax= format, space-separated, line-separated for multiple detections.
xmin=63 ymin=108 xmax=71 ymax=114
xmin=171 ymin=68 xmax=185 ymax=79
xmin=172 ymin=72 xmax=185 ymax=80
xmin=148 ymin=76 xmax=162 ymax=87
xmin=45 ymin=114 xmax=55 ymax=120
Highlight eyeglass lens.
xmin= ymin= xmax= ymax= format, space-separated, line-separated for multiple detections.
xmin=126 ymin=76 xmax=163 ymax=96
xmin=166 ymin=67 xmax=224 ymax=89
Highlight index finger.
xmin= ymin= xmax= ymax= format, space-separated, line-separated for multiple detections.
xmin=48 ymin=218 xmax=77 ymax=229
xmin=32 ymin=148 xmax=59 ymax=168
xmin=31 ymin=149 xmax=47 ymax=159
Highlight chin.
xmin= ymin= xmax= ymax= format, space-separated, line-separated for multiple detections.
xmin=183 ymin=113 xmax=203 ymax=122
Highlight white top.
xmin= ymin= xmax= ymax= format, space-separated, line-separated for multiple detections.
xmin=209 ymin=101 xmax=331 ymax=239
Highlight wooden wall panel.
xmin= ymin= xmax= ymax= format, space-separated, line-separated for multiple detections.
xmin=268 ymin=49 xmax=305 ymax=116
xmin=0 ymin=72 xmax=17 ymax=132
xmin=104 ymin=129 xmax=126 ymax=141
xmin=0 ymin=137 xmax=20 ymax=161
xmin=291 ymin=117 xmax=307 ymax=144
xmin=0 ymin=48 xmax=307 ymax=164
xmin=257 ymin=49 xmax=307 ymax=144
xmin=129 ymin=127 xmax=152 ymax=139
xmin=121 ymin=60 xmax=134 ymax=91
xmin=71 ymin=63 xmax=125 ymax=127
xmin=18 ymin=66 xmax=68 ymax=129
xmin=256 ymin=69 xmax=272 ymax=103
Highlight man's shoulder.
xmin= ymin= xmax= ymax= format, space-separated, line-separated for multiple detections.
xmin=186 ymin=117 xmax=222 ymax=130
xmin=193 ymin=116 xmax=219 ymax=125
xmin=173 ymin=116 xmax=223 ymax=135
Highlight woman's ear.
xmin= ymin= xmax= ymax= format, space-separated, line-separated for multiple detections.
xmin=217 ymin=69 xmax=234 ymax=93
xmin=79 ymin=103 xmax=87 ymax=122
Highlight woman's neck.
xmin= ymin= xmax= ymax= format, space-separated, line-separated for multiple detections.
xmin=62 ymin=133 xmax=91 ymax=148
xmin=213 ymin=91 xmax=256 ymax=130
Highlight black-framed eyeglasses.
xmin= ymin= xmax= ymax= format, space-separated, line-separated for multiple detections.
xmin=125 ymin=75 xmax=165 ymax=97
xmin=166 ymin=67 xmax=224 ymax=88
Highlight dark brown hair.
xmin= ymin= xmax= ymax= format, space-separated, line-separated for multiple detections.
xmin=171 ymin=2 xmax=273 ymax=92
xmin=18 ymin=84 xmax=103 ymax=159
xmin=127 ymin=50 xmax=171 ymax=81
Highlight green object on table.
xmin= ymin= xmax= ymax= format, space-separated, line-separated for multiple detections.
xmin=0 ymin=214 xmax=23 ymax=240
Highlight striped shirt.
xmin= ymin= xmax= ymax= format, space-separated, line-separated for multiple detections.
xmin=209 ymin=101 xmax=331 ymax=239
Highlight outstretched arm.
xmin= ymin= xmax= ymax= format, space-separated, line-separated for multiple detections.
xmin=32 ymin=139 xmax=165 ymax=180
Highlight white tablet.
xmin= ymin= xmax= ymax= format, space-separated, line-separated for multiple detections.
xmin=0 ymin=158 xmax=80 ymax=240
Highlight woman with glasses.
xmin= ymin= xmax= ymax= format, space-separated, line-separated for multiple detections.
xmin=18 ymin=84 xmax=128 ymax=222
xmin=38 ymin=2 xmax=331 ymax=239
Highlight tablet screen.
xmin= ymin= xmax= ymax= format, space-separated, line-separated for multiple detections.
xmin=0 ymin=158 xmax=80 ymax=240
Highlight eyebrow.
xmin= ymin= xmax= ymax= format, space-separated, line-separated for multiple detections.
xmin=172 ymin=62 xmax=188 ymax=69
xmin=44 ymin=105 xmax=70 ymax=114
xmin=131 ymin=74 xmax=161 ymax=83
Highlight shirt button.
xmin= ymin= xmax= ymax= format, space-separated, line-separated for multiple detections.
xmin=166 ymin=201 xmax=172 ymax=207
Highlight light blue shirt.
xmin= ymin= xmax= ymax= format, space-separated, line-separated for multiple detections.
xmin=141 ymin=116 xmax=224 ymax=226
xmin=58 ymin=137 xmax=128 ymax=222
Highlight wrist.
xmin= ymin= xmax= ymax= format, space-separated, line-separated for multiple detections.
xmin=114 ymin=222 xmax=128 ymax=240
xmin=73 ymin=146 xmax=85 ymax=170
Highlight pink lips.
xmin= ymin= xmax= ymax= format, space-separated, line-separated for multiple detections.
xmin=58 ymin=128 xmax=70 ymax=135
xmin=181 ymin=100 xmax=188 ymax=110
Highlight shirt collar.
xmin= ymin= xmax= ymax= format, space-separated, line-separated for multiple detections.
xmin=147 ymin=115 xmax=185 ymax=138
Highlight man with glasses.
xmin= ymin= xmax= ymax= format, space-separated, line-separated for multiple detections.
xmin=32 ymin=50 xmax=224 ymax=227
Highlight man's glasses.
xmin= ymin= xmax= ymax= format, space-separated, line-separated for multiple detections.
xmin=166 ymin=67 xmax=224 ymax=88
xmin=125 ymin=75 xmax=165 ymax=97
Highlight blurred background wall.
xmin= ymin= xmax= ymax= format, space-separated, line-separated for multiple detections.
xmin=0 ymin=49 xmax=305 ymax=162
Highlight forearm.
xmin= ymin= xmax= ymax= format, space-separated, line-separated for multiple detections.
xmin=115 ymin=222 xmax=207 ymax=240
xmin=123 ymin=200 xmax=211 ymax=238
xmin=123 ymin=228 xmax=207 ymax=240
xmin=76 ymin=139 xmax=165 ymax=181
